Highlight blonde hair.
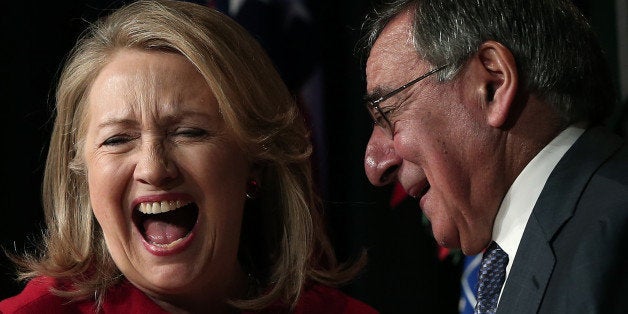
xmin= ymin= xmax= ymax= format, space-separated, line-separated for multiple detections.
xmin=14 ymin=0 xmax=364 ymax=310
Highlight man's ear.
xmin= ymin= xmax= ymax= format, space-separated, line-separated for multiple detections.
xmin=476 ymin=41 xmax=518 ymax=128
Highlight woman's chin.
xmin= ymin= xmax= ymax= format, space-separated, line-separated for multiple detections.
xmin=118 ymin=235 xmax=208 ymax=294
xmin=131 ymin=261 xmax=201 ymax=291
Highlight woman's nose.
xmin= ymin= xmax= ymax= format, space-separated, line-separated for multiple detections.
xmin=364 ymin=127 xmax=401 ymax=186
xmin=134 ymin=142 xmax=179 ymax=188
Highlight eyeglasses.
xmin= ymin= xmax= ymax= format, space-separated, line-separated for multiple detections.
xmin=365 ymin=64 xmax=449 ymax=139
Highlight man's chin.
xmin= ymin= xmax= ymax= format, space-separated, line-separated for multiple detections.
xmin=431 ymin=226 xmax=461 ymax=249
xmin=459 ymin=237 xmax=493 ymax=255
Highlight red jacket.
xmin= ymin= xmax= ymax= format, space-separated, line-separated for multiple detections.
xmin=0 ymin=276 xmax=378 ymax=313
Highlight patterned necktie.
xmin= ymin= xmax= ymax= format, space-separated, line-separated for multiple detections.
xmin=474 ymin=241 xmax=509 ymax=314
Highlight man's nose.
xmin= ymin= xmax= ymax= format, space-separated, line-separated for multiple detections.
xmin=134 ymin=142 xmax=179 ymax=188
xmin=364 ymin=127 xmax=401 ymax=186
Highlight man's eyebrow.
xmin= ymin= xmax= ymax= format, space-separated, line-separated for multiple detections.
xmin=363 ymin=87 xmax=385 ymax=102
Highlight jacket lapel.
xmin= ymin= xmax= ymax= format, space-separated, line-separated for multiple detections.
xmin=496 ymin=126 xmax=623 ymax=313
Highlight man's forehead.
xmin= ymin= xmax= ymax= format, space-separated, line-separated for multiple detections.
xmin=366 ymin=9 xmax=422 ymax=90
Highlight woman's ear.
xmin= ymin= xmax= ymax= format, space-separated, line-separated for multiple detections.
xmin=476 ymin=41 xmax=518 ymax=128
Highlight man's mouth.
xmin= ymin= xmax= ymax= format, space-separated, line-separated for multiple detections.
xmin=132 ymin=200 xmax=199 ymax=247
xmin=419 ymin=182 xmax=431 ymax=198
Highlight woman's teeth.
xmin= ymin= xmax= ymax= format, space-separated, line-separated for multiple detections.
xmin=137 ymin=200 xmax=191 ymax=214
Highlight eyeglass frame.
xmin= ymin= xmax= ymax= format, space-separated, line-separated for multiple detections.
xmin=364 ymin=64 xmax=449 ymax=139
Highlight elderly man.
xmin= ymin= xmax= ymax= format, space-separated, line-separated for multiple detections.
xmin=360 ymin=0 xmax=628 ymax=313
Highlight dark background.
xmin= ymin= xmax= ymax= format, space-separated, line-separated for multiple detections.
xmin=1 ymin=1 xmax=624 ymax=313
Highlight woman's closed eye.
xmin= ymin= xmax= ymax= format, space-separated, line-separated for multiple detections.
xmin=98 ymin=126 xmax=214 ymax=150
xmin=170 ymin=127 xmax=212 ymax=141
xmin=101 ymin=134 xmax=137 ymax=147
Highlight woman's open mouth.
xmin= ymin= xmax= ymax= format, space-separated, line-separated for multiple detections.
xmin=132 ymin=200 xmax=199 ymax=255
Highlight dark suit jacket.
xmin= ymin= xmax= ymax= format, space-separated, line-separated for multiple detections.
xmin=497 ymin=126 xmax=628 ymax=314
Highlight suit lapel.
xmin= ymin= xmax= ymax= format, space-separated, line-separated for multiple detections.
xmin=496 ymin=126 xmax=623 ymax=313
